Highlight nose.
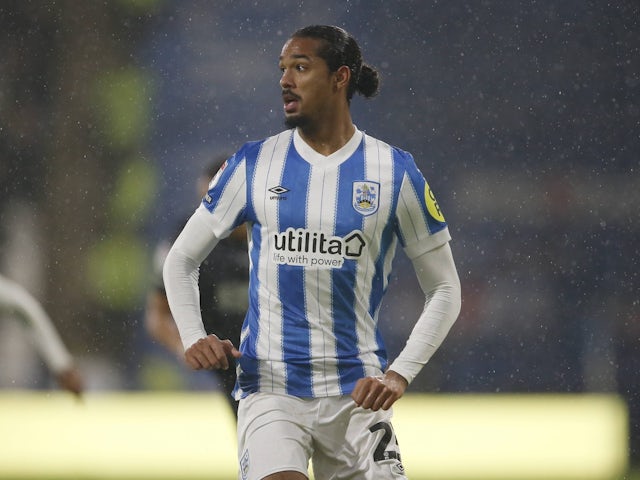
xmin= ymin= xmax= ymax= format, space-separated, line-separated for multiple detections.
xmin=280 ymin=68 xmax=293 ymax=89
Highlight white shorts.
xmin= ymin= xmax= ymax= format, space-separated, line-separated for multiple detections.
xmin=237 ymin=392 xmax=407 ymax=480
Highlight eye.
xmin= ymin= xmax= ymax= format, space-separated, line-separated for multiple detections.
xmin=295 ymin=64 xmax=307 ymax=72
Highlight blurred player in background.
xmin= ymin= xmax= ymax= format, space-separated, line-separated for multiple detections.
xmin=145 ymin=155 xmax=248 ymax=418
xmin=163 ymin=25 xmax=461 ymax=479
xmin=0 ymin=273 xmax=84 ymax=396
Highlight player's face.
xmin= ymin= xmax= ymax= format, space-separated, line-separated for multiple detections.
xmin=279 ymin=36 xmax=335 ymax=129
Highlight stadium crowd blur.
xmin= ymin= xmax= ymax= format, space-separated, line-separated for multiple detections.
xmin=1 ymin=0 xmax=638 ymax=465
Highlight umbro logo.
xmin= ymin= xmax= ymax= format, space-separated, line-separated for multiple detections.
xmin=269 ymin=185 xmax=289 ymax=200
xmin=269 ymin=185 xmax=289 ymax=195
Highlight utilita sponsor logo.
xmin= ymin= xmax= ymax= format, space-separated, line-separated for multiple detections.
xmin=271 ymin=227 xmax=365 ymax=268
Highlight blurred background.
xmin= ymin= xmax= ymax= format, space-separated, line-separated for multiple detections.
xmin=0 ymin=0 xmax=638 ymax=476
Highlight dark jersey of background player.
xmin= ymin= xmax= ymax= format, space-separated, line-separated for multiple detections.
xmin=146 ymin=157 xmax=248 ymax=418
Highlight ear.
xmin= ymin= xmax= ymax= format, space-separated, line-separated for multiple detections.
xmin=334 ymin=65 xmax=351 ymax=91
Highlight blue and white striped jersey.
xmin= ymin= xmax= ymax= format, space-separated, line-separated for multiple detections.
xmin=199 ymin=128 xmax=450 ymax=399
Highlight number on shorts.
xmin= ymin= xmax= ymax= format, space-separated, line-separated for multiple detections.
xmin=369 ymin=421 xmax=401 ymax=462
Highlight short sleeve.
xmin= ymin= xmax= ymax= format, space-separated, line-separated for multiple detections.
xmin=199 ymin=150 xmax=248 ymax=239
xmin=394 ymin=151 xmax=451 ymax=259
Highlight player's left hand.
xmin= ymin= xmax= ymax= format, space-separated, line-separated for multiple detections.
xmin=56 ymin=367 xmax=84 ymax=398
xmin=351 ymin=370 xmax=408 ymax=411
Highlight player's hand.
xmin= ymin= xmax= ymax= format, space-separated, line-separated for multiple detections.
xmin=55 ymin=367 xmax=84 ymax=398
xmin=351 ymin=370 xmax=408 ymax=411
xmin=184 ymin=334 xmax=241 ymax=371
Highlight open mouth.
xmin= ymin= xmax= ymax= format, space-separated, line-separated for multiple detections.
xmin=282 ymin=91 xmax=300 ymax=113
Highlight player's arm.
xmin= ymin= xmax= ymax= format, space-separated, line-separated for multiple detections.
xmin=0 ymin=275 xmax=84 ymax=396
xmin=144 ymin=288 xmax=184 ymax=359
xmin=162 ymin=208 xmax=241 ymax=370
xmin=352 ymin=243 xmax=461 ymax=410
xmin=388 ymin=242 xmax=461 ymax=382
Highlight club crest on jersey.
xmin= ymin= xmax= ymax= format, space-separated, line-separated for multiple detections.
xmin=353 ymin=181 xmax=379 ymax=216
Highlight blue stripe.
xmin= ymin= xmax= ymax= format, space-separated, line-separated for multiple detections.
xmin=278 ymin=145 xmax=313 ymax=396
xmin=234 ymin=141 xmax=262 ymax=397
xmin=236 ymin=221 xmax=262 ymax=393
xmin=201 ymin=153 xmax=238 ymax=214
xmin=243 ymin=141 xmax=262 ymax=224
xmin=333 ymin=141 xmax=367 ymax=393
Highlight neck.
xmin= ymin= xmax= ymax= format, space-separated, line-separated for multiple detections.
xmin=297 ymin=117 xmax=356 ymax=156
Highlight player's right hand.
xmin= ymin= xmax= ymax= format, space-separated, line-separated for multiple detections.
xmin=184 ymin=334 xmax=241 ymax=371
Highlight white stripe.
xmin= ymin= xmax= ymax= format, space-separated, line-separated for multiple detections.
xmin=397 ymin=172 xmax=427 ymax=245
xmin=306 ymin=162 xmax=340 ymax=396
xmin=374 ymin=140 xmax=397 ymax=300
